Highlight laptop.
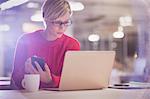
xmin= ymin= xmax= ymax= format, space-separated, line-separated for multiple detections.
xmin=43 ymin=51 xmax=115 ymax=91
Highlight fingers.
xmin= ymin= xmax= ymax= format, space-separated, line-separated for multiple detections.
xmin=34 ymin=62 xmax=52 ymax=83
xmin=25 ymin=58 xmax=32 ymax=73
xmin=35 ymin=61 xmax=43 ymax=73
xmin=25 ymin=58 xmax=39 ymax=74
xmin=30 ymin=63 xmax=39 ymax=74
xmin=45 ymin=64 xmax=50 ymax=72
xmin=25 ymin=57 xmax=52 ymax=83
xmin=44 ymin=64 xmax=52 ymax=81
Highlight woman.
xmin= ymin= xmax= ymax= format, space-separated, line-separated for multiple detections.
xmin=11 ymin=0 xmax=80 ymax=89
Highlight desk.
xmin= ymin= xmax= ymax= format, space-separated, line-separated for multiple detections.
xmin=0 ymin=88 xmax=150 ymax=99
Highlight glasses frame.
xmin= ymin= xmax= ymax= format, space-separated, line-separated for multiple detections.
xmin=45 ymin=19 xmax=72 ymax=27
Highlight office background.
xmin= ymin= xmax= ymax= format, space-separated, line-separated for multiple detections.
xmin=0 ymin=0 xmax=150 ymax=83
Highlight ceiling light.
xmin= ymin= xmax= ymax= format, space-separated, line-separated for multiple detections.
xmin=26 ymin=2 xmax=39 ymax=8
xmin=134 ymin=52 xmax=138 ymax=59
xmin=88 ymin=34 xmax=100 ymax=42
xmin=0 ymin=0 xmax=29 ymax=11
xmin=113 ymin=26 xmax=124 ymax=39
xmin=30 ymin=11 xmax=43 ymax=22
xmin=118 ymin=26 xmax=123 ymax=32
xmin=69 ymin=1 xmax=84 ymax=11
xmin=113 ymin=31 xmax=124 ymax=39
xmin=0 ymin=24 xmax=10 ymax=32
xmin=119 ymin=16 xmax=132 ymax=27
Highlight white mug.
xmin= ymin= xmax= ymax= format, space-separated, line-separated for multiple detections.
xmin=22 ymin=74 xmax=40 ymax=92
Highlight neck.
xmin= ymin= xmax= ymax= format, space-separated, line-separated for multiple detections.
xmin=42 ymin=29 xmax=57 ymax=41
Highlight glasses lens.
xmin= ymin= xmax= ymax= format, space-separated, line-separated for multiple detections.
xmin=65 ymin=20 xmax=72 ymax=26
xmin=52 ymin=20 xmax=72 ymax=26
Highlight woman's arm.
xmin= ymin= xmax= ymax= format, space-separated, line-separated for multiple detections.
xmin=10 ymin=36 xmax=27 ymax=89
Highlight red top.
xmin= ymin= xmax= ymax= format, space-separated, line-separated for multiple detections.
xmin=10 ymin=30 xmax=80 ymax=89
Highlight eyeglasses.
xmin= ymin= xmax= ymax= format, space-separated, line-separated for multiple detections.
xmin=46 ymin=19 xmax=72 ymax=27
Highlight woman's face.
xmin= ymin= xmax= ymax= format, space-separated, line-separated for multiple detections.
xmin=45 ymin=12 xmax=71 ymax=39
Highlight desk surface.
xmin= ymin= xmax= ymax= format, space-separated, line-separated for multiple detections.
xmin=0 ymin=88 xmax=150 ymax=99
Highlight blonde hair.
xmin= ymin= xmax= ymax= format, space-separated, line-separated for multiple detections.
xmin=42 ymin=0 xmax=71 ymax=20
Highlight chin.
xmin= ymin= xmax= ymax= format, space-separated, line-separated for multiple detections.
xmin=57 ymin=34 xmax=63 ymax=38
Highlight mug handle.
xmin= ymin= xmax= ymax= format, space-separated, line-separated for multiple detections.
xmin=21 ymin=79 xmax=25 ymax=89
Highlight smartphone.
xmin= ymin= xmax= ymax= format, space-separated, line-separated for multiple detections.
xmin=31 ymin=56 xmax=45 ymax=71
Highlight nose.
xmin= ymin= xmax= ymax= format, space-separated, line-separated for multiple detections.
xmin=59 ymin=24 xmax=66 ymax=31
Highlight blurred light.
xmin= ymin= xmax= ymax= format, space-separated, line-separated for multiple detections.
xmin=134 ymin=52 xmax=138 ymax=59
xmin=111 ymin=42 xmax=117 ymax=49
xmin=113 ymin=31 xmax=124 ymax=39
xmin=0 ymin=24 xmax=10 ymax=32
xmin=69 ymin=1 xmax=84 ymax=11
xmin=88 ymin=34 xmax=100 ymax=42
xmin=26 ymin=2 xmax=39 ymax=8
xmin=30 ymin=11 xmax=43 ymax=22
xmin=119 ymin=16 xmax=132 ymax=27
xmin=118 ymin=26 xmax=123 ymax=32
xmin=0 ymin=0 xmax=29 ymax=11
xmin=22 ymin=23 xmax=43 ymax=33
xmin=113 ymin=26 xmax=124 ymax=39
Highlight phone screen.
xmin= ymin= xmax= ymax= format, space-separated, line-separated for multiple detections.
xmin=31 ymin=56 xmax=45 ymax=71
